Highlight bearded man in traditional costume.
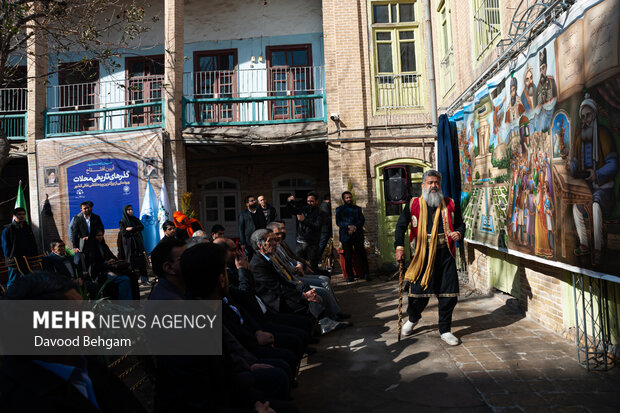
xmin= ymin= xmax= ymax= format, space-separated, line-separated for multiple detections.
xmin=520 ymin=65 xmax=536 ymax=112
xmin=570 ymin=94 xmax=618 ymax=266
xmin=505 ymin=76 xmax=525 ymax=125
xmin=394 ymin=170 xmax=465 ymax=346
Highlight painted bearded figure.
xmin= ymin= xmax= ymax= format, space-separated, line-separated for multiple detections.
xmin=521 ymin=65 xmax=536 ymax=112
xmin=394 ymin=170 xmax=466 ymax=346
xmin=505 ymin=76 xmax=525 ymax=125
xmin=535 ymin=48 xmax=557 ymax=107
xmin=570 ymin=94 xmax=618 ymax=266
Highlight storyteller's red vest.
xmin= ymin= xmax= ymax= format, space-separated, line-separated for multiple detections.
xmin=409 ymin=196 xmax=457 ymax=257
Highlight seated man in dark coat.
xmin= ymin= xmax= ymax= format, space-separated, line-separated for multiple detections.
xmin=149 ymin=238 xmax=187 ymax=300
xmin=154 ymin=242 xmax=297 ymax=413
xmin=42 ymin=238 xmax=98 ymax=298
xmin=83 ymin=230 xmax=133 ymax=300
xmin=42 ymin=239 xmax=84 ymax=280
xmin=249 ymin=229 xmax=323 ymax=320
xmin=0 ymin=271 xmax=146 ymax=413
xmin=215 ymin=237 xmax=315 ymax=350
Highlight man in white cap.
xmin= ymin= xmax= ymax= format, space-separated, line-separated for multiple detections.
xmin=570 ymin=93 xmax=618 ymax=266
xmin=520 ymin=65 xmax=536 ymax=112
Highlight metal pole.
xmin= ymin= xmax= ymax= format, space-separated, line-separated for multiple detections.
xmin=423 ymin=0 xmax=438 ymax=129
xmin=580 ymin=274 xmax=588 ymax=368
xmin=423 ymin=0 xmax=439 ymax=168
xmin=397 ymin=259 xmax=405 ymax=342
xmin=572 ymin=273 xmax=581 ymax=365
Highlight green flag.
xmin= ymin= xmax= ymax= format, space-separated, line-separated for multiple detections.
xmin=15 ymin=180 xmax=29 ymax=223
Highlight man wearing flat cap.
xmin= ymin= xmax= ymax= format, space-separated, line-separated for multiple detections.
xmin=535 ymin=48 xmax=557 ymax=107
xmin=570 ymin=93 xmax=618 ymax=266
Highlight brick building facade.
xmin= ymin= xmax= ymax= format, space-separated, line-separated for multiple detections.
xmin=2 ymin=0 xmax=617 ymax=352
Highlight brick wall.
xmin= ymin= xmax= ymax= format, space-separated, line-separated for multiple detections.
xmin=322 ymin=1 xmax=439 ymax=271
xmin=466 ymin=242 xmax=572 ymax=338
xmin=34 ymin=130 xmax=164 ymax=253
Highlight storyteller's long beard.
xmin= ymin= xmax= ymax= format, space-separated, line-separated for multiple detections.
xmin=422 ymin=188 xmax=443 ymax=208
xmin=526 ymin=84 xmax=535 ymax=97
xmin=582 ymin=122 xmax=593 ymax=142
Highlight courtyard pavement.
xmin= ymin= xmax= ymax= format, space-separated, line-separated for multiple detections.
xmin=294 ymin=276 xmax=620 ymax=412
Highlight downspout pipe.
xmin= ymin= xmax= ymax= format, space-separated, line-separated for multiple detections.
xmin=423 ymin=0 xmax=439 ymax=167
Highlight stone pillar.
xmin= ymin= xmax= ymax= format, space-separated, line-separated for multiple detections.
xmin=164 ymin=0 xmax=186 ymax=210
xmin=26 ymin=25 xmax=48 ymax=249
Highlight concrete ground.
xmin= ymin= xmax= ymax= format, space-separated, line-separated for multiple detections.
xmin=294 ymin=276 xmax=620 ymax=412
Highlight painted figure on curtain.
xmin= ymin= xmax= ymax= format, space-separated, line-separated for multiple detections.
xmin=535 ymin=48 xmax=557 ymax=107
xmin=570 ymin=93 xmax=618 ymax=266
xmin=453 ymin=0 xmax=620 ymax=277
xmin=502 ymin=43 xmax=558 ymax=259
xmin=552 ymin=112 xmax=570 ymax=160
xmin=521 ymin=65 xmax=536 ymax=112
xmin=505 ymin=77 xmax=525 ymax=126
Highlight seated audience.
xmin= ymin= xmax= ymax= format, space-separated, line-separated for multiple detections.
xmin=154 ymin=243 xmax=297 ymax=412
xmin=249 ymin=229 xmax=323 ymax=320
xmin=267 ymin=222 xmax=349 ymax=322
xmin=215 ymin=237 xmax=309 ymax=358
xmin=149 ymin=238 xmax=186 ymax=300
xmin=42 ymin=239 xmax=98 ymax=298
xmin=0 ymin=271 xmax=147 ymax=413
xmin=83 ymin=230 xmax=133 ymax=300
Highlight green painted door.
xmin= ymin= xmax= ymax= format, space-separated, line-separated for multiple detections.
xmin=376 ymin=160 xmax=430 ymax=267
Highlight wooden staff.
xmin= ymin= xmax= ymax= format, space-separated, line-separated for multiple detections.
xmin=397 ymin=258 xmax=405 ymax=342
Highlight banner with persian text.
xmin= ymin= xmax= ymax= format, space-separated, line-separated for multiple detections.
xmin=450 ymin=0 xmax=620 ymax=278
xmin=67 ymin=158 xmax=139 ymax=229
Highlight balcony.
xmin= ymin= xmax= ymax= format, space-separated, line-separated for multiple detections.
xmin=0 ymin=88 xmax=27 ymax=140
xmin=45 ymin=75 xmax=164 ymax=138
xmin=2 ymin=66 xmax=327 ymax=139
xmin=182 ymin=66 xmax=326 ymax=127
xmin=374 ymin=73 xmax=423 ymax=110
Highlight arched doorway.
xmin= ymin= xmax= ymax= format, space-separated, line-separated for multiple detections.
xmin=375 ymin=158 xmax=431 ymax=267
xmin=197 ymin=177 xmax=241 ymax=238
xmin=272 ymin=174 xmax=316 ymax=251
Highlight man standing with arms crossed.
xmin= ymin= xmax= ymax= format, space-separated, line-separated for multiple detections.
xmin=394 ymin=170 xmax=465 ymax=346
xmin=336 ymin=191 xmax=370 ymax=282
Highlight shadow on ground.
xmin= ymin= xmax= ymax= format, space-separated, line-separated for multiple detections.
xmin=294 ymin=276 xmax=620 ymax=412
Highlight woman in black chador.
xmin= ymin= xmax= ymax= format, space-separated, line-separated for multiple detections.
xmin=119 ymin=204 xmax=148 ymax=299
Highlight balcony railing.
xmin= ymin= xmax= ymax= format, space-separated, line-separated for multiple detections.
xmin=374 ymin=73 xmax=423 ymax=109
xmin=182 ymin=66 xmax=326 ymax=126
xmin=45 ymin=75 xmax=163 ymax=137
xmin=473 ymin=0 xmax=501 ymax=60
xmin=0 ymin=87 xmax=27 ymax=140
xmin=7 ymin=66 xmax=327 ymax=137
